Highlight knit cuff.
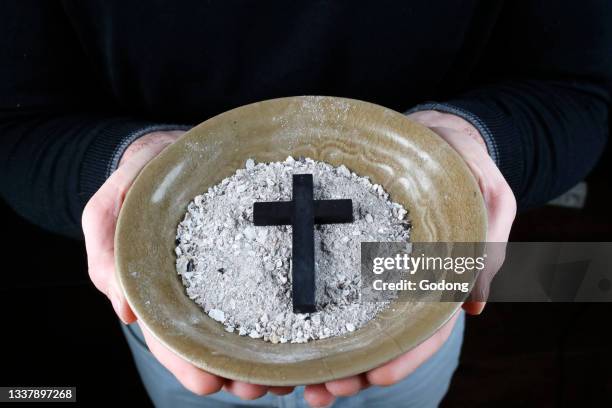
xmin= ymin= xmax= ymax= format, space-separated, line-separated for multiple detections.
xmin=406 ymin=100 xmax=522 ymax=197
xmin=79 ymin=120 xmax=190 ymax=207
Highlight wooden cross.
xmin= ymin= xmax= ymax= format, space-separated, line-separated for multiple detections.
xmin=253 ymin=174 xmax=354 ymax=313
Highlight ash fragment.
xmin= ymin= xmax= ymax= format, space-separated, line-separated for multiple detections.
xmin=175 ymin=157 xmax=411 ymax=343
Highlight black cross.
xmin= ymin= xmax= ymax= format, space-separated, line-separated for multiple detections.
xmin=253 ymin=174 xmax=354 ymax=313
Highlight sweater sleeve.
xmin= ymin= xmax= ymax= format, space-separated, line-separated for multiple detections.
xmin=0 ymin=2 xmax=186 ymax=238
xmin=410 ymin=1 xmax=611 ymax=211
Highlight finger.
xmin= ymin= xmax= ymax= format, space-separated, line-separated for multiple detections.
xmin=139 ymin=322 xmax=225 ymax=395
xmin=82 ymin=143 xmax=174 ymax=323
xmin=82 ymin=244 xmax=136 ymax=323
xmin=481 ymin=174 xmax=516 ymax=243
xmin=269 ymin=386 xmax=295 ymax=395
xmin=223 ymin=381 xmax=268 ymax=400
xmin=465 ymin=236 xmax=510 ymax=315
xmin=304 ymin=384 xmax=335 ymax=408
xmin=462 ymin=300 xmax=486 ymax=315
xmin=325 ymin=374 xmax=369 ymax=397
xmin=108 ymin=270 xmax=137 ymax=323
xmin=367 ymin=311 xmax=459 ymax=386
xmin=485 ymin=186 xmax=515 ymax=243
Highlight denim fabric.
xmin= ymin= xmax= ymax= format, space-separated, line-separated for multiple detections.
xmin=121 ymin=311 xmax=465 ymax=408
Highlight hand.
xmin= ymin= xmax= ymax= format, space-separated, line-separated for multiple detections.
xmin=301 ymin=110 xmax=517 ymax=407
xmin=406 ymin=110 xmax=516 ymax=313
xmin=82 ymin=130 xmax=184 ymax=325
xmin=82 ymin=130 xmax=295 ymax=399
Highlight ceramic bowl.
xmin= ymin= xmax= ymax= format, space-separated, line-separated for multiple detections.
xmin=115 ymin=96 xmax=486 ymax=385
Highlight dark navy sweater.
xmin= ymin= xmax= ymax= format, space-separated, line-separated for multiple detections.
xmin=1 ymin=1 xmax=611 ymax=238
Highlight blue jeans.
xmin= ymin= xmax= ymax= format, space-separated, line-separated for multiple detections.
xmin=121 ymin=311 xmax=465 ymax=408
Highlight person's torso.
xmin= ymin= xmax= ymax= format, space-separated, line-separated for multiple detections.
xmin=63 ymin=0 xmax=502 ymax=122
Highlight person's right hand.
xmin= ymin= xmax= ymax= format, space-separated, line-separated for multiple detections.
xmin=81 ymin=130 xmax=294 ymax=400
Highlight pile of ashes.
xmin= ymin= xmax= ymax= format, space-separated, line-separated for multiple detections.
xmin=175 ymin=157 xmax=411 ymax=343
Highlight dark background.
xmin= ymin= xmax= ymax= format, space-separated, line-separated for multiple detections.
xmin=1 ymin=143 xmax=611 ymax=407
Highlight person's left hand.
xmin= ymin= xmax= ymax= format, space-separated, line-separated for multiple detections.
xmin=302 ymin=110 xmax=517 ymax=407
